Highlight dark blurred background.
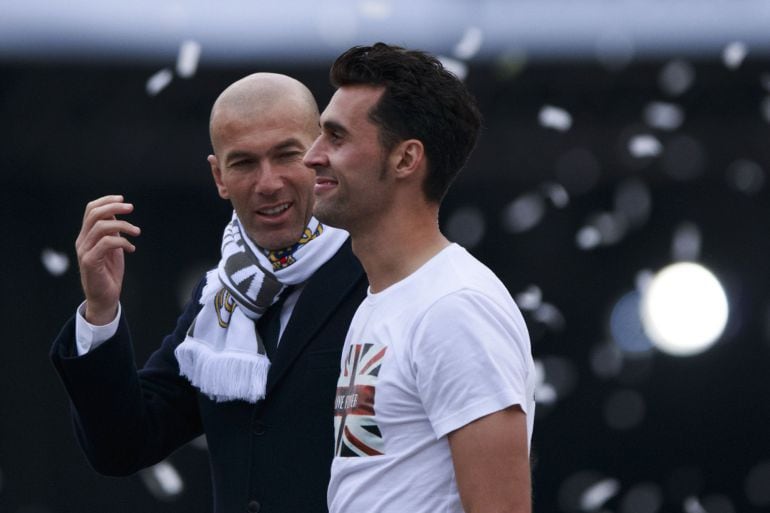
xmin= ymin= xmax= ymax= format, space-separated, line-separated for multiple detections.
xmin=2 ymin=2 xmax=770 ymax=512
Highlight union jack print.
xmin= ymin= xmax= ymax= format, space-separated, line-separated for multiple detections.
xmin=334 ymin=342 xmax=387 ymax=457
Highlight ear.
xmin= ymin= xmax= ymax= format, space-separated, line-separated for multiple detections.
xmin=390 ymin=139 xmax=425 ymax=180
xmin=208 ymin=154 xmax=230 ymax=199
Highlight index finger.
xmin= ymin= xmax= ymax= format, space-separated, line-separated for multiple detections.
xmin=84 ymin=195 xmax=126 ymax=218
xmin=79 ymin=195 xmax=133 ymax=240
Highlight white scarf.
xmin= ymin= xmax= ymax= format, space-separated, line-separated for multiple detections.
xmin=174 ymin=212 xmax=348 ymax=403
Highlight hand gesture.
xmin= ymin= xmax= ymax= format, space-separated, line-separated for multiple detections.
xmin=75 ymin=195 xmax=141 ymax=325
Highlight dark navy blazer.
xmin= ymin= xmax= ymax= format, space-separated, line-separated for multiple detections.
xmin=51 ymin=241 xmax=367 ymax=513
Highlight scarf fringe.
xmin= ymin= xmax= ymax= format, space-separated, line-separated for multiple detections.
xmin=175 ymin=337 xmax=270 ymax=403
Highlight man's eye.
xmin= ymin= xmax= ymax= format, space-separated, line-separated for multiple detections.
xmin=277 ymin=151 xmax=303 ymax=160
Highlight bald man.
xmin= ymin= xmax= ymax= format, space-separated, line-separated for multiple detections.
xmin=50 ymin=73 xmax=367 ymax=513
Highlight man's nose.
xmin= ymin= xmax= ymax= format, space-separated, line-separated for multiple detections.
xmin=255 ymin=165 xmax=283 ymax=195
xmin=303 ymin=139 xmax=327 ymax=168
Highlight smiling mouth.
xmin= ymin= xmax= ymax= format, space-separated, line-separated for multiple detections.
xmin=257 ymin=202 xmax=291 ymax=216
xmin=315 ymin=176 xmax=338 ymax=191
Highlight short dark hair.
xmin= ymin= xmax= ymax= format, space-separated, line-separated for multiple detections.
xmin=330 ymin=42 xmax=482 ymax=203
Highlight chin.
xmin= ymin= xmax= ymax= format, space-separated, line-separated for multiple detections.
xmin=315 ymin=212 xmax=347 ymax=230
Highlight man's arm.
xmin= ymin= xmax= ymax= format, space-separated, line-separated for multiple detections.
xmin=51 ymin=195 xmax=204 ymax=475
xmin=447 ymin=405 xmax=532 ymax=513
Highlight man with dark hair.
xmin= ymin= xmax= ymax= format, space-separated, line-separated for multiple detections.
xmin=304 ymin=43 xmax=535 ymax=513
xmin=51 ymin=73 xmax=367 ymax=513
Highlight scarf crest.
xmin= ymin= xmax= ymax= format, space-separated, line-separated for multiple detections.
xmin=175 ymin=211 xmax=348 ymax=403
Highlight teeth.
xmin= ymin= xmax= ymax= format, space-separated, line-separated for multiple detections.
xmin=260 ymin=203 xmax=289 ymax=215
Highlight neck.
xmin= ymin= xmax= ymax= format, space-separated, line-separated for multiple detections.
xmin=350 ymin=203 xmax=450 ymax=294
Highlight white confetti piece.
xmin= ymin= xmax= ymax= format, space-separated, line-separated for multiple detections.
xmin=538 ymin=105 xmax=572 ymax=132
xmin=671 ymin=221 xmax=702 ymax=261
xmin=659 ymin=60 xmax=695 ymax=96
xmin=502 ymin=193 xmax=546 ymax=233
xmin=41 ymin=248 xmax=69 ymax=276
xmin=643 ymin=101 xmax=685 ymax=131
xmin=146 ymin=68 xmax=173 ymax=96
xmin=628 ymin=134 xmax=662 ymax=158
xmin=515 ymin=285 xmax=543 ymax=311
xmin=141 ymin=461 xmax=184 ymax=499
xmin=723 ymin=41 xmax=748 ymax=70
xmin=357 ymin=0 xmax=392 ymax=20
xmin=454 ymin=26 xmax=483 ymax=60
xmin=533 ymin=303 xmax=565 ymax=330
xmin=576 ymin=226 xmax=601 ymax=250
xmin=176 ymin=40 xmax=201 ymax=79
xmin=534 ymin=383 xmax=557 ymax=404
xmin=437 ymin=56 xmax=468 ymax=81
xmin=684 ymin=497 xmax=708 ymax=513
xmin=580 ymin=478 xmax=621 ymax=511
xmin=540 ymin=182 xmax=570 ymax=208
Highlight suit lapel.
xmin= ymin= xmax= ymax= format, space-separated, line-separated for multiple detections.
xmin=265 ymin=240 xmax=364 ymax=393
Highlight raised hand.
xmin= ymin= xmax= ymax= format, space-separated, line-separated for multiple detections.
xmin=75 ymin=195 xmax=141 ymax=325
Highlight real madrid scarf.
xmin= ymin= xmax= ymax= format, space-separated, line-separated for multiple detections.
xmin=174 ymin=211 xmax=348 ymax=403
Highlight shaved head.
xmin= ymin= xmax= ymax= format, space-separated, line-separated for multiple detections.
xmin=209 ymin=73 xmax=319 ymax=150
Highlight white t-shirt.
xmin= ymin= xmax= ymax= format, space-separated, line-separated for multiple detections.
xmin=328 ymin=243 xmax=536 ymax=513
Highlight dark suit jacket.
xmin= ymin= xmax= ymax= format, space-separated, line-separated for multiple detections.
xmin=50 ymin=241 xmax=367 ymax=513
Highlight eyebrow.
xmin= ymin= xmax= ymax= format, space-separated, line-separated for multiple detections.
xmin=321 ymin=120 xmax=349 ymax=137
xmin=269 ymin=138 xmax=306 ymax=154
xmin=224 ymin=150 xmax=256 ymax=165
xmin=224 ymin=138 xmax=306 ymax=164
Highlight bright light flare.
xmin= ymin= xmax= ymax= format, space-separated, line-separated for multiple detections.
xmin=641 ymin=263 xmax=728 ymax=356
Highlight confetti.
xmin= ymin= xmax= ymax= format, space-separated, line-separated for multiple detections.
xmin=620 ymin=483 xmax=663 ymax=513
xmin=515 ymin=285 xmax=543 ymax=311
xmin=590 ymin=343 xmax=623 ymax=379
xmin=538 ymin=105 xmax=572 ymax=132
xmin=610 ymin=291 xmax=654 ymax=354
xmin=454 ymin=26 xmax=483 ymax=60
xmin=580 ymin=478 xmax=621 ymax=510
xmin=534 ymin=383 xmax=557 ymax=405
xmin=540 ymin=182 xmax=569 ymax=208
xmin=357 ymin=0 xmax=392 ymax=19
xmin=614 ymin=178 xmax=652 ymax=228
xmin=176 ymin=40 xmax=201 ymax=79
xmin=726 ymin=158 xmax=765 ymax=195
xmin=437 ymin=56 xmax=468 ymax=81
xmin=643 ymin=101 xmax=685 ymax=131
xmin=576 ymin=226 xmax=602 ymax=250
xmin=659 ymin=59 xmax=695 ymax=96
xmin=684 ymin=497 xmax=708 ymax=513
xmin=671 ymin=222 xmax=702 ymax=262
xmin=628 ymin=134 xmax=662 ymax=158
xmin=533 ymin=303 xmax=565 ymax=331
xmin=501 ymin=193 xmax=546 ymax=233
xmin=722 ymin=41 xmax=748 ymax=70
xmin=745 ymin=460 xmax=770 ymax=507
xmin=594 ymin=29 xmax=635 ymax=71
xmin=140 ymin=461 xmax=184 ymax=499
xmin=146 ymin=68 xmax=173 ymax=96
xmin=41 ymin=248 xmax=69 ymax=276
xmin=580 ymin=211 xmax=629 ymax=247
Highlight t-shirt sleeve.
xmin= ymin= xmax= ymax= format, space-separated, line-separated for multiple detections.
xmin=411 ymin=289 xmax=533 ymax=439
